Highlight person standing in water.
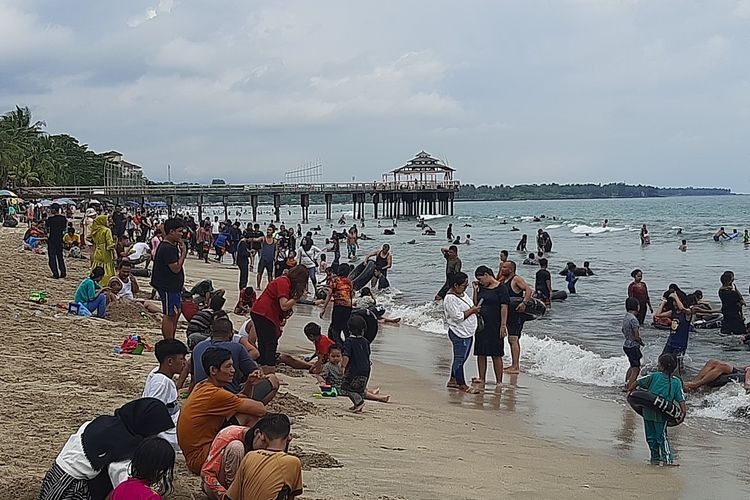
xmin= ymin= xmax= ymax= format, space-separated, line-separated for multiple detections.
xmin=718 ymin=270 xmax=746 ymax=335
xmin=499 ymin=261 xmax=534 ymax=374
xmin=495 ymin=250 xmax=509 ymax=279
xmin=472 ymin=266 xmax=509 ymax=387
xmin=446 ymin=223 xmax=454 ymax=242
xmin=435 ymin=245 xmax=461 ymax=301
xmin=640 ymin=224 xmax=650 ymax=245
xmin=516 ymin=234 xmax=527 ymax=252
xmin=627 ymin=269 xmax=653 ymax=325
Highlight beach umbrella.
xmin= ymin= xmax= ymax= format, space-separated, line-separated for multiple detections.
xmin=39 ymin=199 xmax=54 ymax=207
xmin=86 ymin=198 xmax=102 ymax=205
xmin=53 ymin=197 xmax=76 ymax=206
xmin=124 ymin=200 xmax=140 ymax=208
xmin=0 ymin=189 xmax=18 ymax=198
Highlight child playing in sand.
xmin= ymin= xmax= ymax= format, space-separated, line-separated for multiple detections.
xmin=627 ymin=353 xmax=687 ymax=465
xmin=622 ymin=298 xmax=644 ymax=391
xmin=234 ymin=286 xmax=256 ymax=315
xmin=110 ymin=436 xmax=175 ymax=500
xmin=316 ymin=345 xmax=390 ymax=403
xmin=301 ymin=322 xmax=335 ymax=374
xmin=339 ymin=315 xmax=373 ymax=412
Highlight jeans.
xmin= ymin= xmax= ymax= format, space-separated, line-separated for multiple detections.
xmin=86 ymin=294 xmax=107 ymax=317
xmin=449 ymin=330 xmax=473 ymax=386
xmin=48 ymin=245 xmax=66 ymax=278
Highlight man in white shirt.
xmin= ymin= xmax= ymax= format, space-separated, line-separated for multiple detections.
xmin=142 ymin=338 xmax=189 ymax=451
xmin=127 ymin=241 xmax=152 ymax=269
xmin=211 ymin=216 xmax=221 ymax=240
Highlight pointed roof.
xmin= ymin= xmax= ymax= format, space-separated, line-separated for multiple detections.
xmin=390 ymin=150 xmax=454 ymax=174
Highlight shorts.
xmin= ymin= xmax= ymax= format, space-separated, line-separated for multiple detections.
xmin=159 ymin=290 xmax=182 ymax=317
xmin=257 ymin=258 xmax=273 ymax=276
xmin=507 ymin=315 xmax=524 ymax=337
xmin=251 ymin=312 xmax=279 ymax=366
xmin=623 ymin=345 xmax=642 ymax=368
xmin=662 ymin=344 xmax=685 ymax=357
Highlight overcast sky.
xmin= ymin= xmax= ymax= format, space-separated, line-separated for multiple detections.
xmin=2 ymin=0 xmax=749 ymax=191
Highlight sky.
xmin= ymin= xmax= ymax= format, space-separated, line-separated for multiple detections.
xmin=1 ymin=0 xmax=749 ymax=191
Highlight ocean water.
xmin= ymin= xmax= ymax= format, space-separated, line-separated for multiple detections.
xmin=184 ymin=195 xmax=750 ymax=423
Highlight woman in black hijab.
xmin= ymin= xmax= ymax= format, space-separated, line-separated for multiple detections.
xmin=38 ymin=398 xmax=174 ymax=500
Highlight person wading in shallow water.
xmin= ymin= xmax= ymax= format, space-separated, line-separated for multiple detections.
xmin=499 ymin=261 xmax=533 ymax=374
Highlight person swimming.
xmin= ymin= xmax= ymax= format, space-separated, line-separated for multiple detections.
xmin=713 ymin=227 xmax=728 ymax=241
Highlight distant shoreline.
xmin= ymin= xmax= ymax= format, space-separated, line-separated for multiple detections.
xmin=454 ymin=192 xmax=736 ymax=203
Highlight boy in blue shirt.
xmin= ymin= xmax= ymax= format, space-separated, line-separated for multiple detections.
xmin=627 ymin=353 xmax=687 ymax=465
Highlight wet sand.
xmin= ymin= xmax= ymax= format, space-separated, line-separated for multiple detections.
xmin=0 ymin=228 xmax=682 ymax=499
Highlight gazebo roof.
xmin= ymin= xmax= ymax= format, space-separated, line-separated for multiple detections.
xmin=390 ymin=151 xmax=455 ymax=174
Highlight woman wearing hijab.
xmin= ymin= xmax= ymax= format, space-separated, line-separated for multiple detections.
xmin=90 ymin=215 xmax=116 ymax=285
xmin=38 ymin=398 xmax=174 ymax=500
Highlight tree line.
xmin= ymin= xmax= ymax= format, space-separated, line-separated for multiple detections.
xmin=455 ymin=182 xmax=731 ymax=201
xmin=0 ymin=106 xmax=106 ymax=189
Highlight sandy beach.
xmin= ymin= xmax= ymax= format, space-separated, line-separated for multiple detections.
xmin=0 ymin=227 xmax=682 ymax=499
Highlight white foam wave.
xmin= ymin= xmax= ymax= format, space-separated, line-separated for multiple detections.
xmin=545 ymin=224 xmax=564 ymax=229
xmin=521 ymin=335 xmax=627 ymax=387
xmin=690 ymin=383 xmax=750 ymax=422
xmin=419 ymin=214 xmax=445 ymax=221
xmin=570 ymin=224 xmax=627 ymax=234
xmin=457 ymin=216 xmax=473 ymax=220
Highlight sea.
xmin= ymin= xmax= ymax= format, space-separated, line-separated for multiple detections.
xmin=182 ymin=194 xmax=750 ymax=428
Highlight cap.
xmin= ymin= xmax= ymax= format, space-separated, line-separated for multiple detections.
xmin=86 ymin=208 xmax=96 ymax=217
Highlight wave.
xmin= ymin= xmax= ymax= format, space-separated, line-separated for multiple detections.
xmin=522 ymin=335 xmax=627 ymax=387
xmin=690 ymin=383 xmax=750 ymax=422
xmin=419 ymin=214 xmax=445 ymax=221
xmin=545 ymin=224 xmax=564 ymax=229
xmin=570 ymin=224 xmax=628 ymax=235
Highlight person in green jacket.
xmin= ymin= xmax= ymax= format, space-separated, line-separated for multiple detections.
xmin=74 ymin=266 xmax=108 ymax=317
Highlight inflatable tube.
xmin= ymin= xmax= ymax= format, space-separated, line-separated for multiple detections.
xmin=383 ymin=229 xmax=395 ymax=235
xmin=509 ymin=297 xmax=546 ymax=320
xmin=558 ymin=267 xmax=591 ymax=277
xmin=706 ymin=371 xmax=746 ymax=388
xmin=627 ymin=390 xmax=683 ymax=427
xmin=693 ymin=314 xmax=723 ymax=330
xmin=349 ymin=261 xmax=376 ymax=291
xmin=652 ymin=317 xmax=696 ymax=333
xmin=551 ymin=290 xmax=568 ymax=302
xmin=315 ymin=287 xmax=328 ymax=300
xmin=131 ymin=268 xmax=151 ymax=278
xmin=351 ymin=308 xmax=379 ymax=343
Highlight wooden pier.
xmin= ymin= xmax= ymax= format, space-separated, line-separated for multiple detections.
xmin=20 ymin=151 xmax=459 ymax=222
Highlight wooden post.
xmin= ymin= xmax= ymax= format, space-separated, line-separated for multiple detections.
xmin=273 ymin=194 xmax=281 ymax=223
xmin=197 ymin=194 xmax=203 ymax=222
xmin=223 ymin=196 xmax=228 ymax=221
xmin=324 ymin=193 xmax=332 ymax=220
xmin=251 ymin=194 xmax=258 ymax=222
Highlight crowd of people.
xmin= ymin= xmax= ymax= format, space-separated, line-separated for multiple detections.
xmin=16 ymin=201 xmax=401 ymax=499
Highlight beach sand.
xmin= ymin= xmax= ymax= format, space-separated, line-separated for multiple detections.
xmin=0 ymin=228 xmax=681 ymax=499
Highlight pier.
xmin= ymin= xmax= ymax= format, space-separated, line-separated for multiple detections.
xmin=20 ymin=151 xmax=459 ymax=222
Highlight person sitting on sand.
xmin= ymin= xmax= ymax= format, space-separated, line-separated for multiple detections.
xmin=110 ymin=436 xmax=175 ymax=500
xmin=201 ymin=413 xmax=295 ymax=500
xmin=177 ymin=347 xmax=268 ymax=475
xmin=316 ymin=345 xmax=390 ymax=403
xmin=142 ymin=339 xmax=189 ymax=451
xmin=74 ymin=266 xmax=109 ymax=317
xmin=38 ymin=398 xmax=174 ymax=500
xmin=684 ymin=359 xmax=750 ymax=392
xmin=233 ymin=286 xmax=256 ymax=315
xmin=224 ymin=413 xmax=303 ymax=500
xmin=108 ymin=260 xmax=162 ymax=313
xmin=62 ymin=226 xmax=81 ymax=251
xmin=190 ymin=317 xmax=280 ymax=402
xmin=186 ymin=294 xmax=228 ymax=349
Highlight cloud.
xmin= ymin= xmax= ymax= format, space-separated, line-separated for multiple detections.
xmin=1 ymin=0 xmax=749 ymax=191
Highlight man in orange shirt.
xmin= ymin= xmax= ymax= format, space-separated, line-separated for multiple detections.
xmin=177 ymin=347 xmax=267 ymax=474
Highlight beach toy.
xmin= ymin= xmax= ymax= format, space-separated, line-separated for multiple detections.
xmin=117 ymin=335 xmax=152 ymax=355
xmin=30 ymin=291 xmax=49 ymax=304
xmin=319 ymin=385 xmax=338 ymax=397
